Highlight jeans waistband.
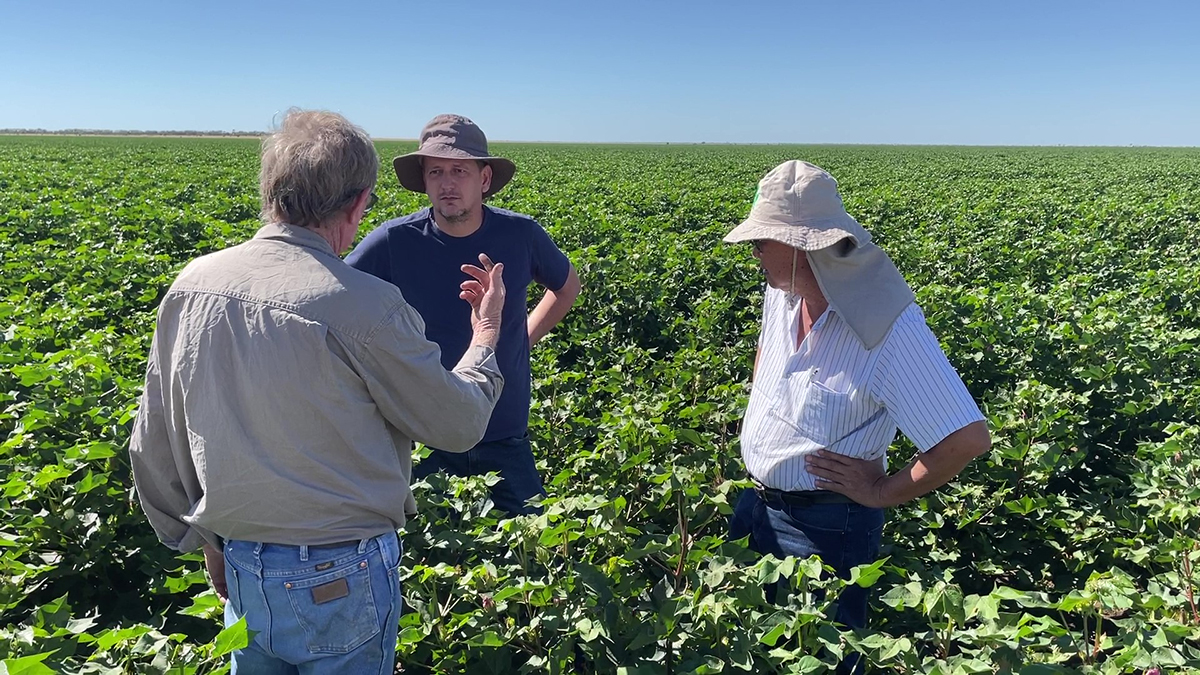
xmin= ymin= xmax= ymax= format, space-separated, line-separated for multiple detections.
xmin=752 ymin=478 xmax=857 ymax=507
xmin=225 ymin=531 xmax=400 ymax=577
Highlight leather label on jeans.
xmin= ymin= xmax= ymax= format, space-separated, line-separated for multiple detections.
xmin=314 ymin=562 xmax=334 ymax=571
xmin=311 ymin=578 xmax=349 ymax=604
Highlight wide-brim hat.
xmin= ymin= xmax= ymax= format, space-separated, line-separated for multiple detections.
xmin=725 ymin=160 xmax=915 ymax=350
xmin=723 ymin=160 xmax=871 ymax=250
xmin=393 ymin=114 xmax=516 ymax=199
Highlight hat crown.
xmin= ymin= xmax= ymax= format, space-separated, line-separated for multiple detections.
xmin=419 ymin=114 xmax=489 ymax=155
xmin=721 ymin=159 xmax=870 ymax=250
xmin=751 ymin=160 xmax=848 ymax=226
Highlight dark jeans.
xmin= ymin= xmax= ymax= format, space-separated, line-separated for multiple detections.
xmin=414 ymin=434 xmax=545 ymax=515
xmin=730 ymin=488 xmax=884 ymax=674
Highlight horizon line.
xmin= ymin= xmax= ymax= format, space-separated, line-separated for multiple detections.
xmin=1 ymin=129 xmax=1197 ymax=149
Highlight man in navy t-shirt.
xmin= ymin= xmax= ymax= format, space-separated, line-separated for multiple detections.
xmin=346 ymin=114 xmax=581 ymax=514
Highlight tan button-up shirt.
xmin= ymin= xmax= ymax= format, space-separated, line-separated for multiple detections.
xmin=129 ymin=223 xmax=503 ymax=550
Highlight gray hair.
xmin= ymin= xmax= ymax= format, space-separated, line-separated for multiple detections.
xmin=260 ymin=108 xmax=378 ymax=228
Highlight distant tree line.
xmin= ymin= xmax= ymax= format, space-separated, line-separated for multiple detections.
xmin=0 ymin=128 xmax=264 ymax=137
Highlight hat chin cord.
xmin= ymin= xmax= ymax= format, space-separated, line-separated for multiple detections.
xmin=785 ymin=248 xmax=801 ymax=310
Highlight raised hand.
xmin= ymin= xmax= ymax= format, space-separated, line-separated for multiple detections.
xmin=460 ymin=253 xmax=505 ymax=335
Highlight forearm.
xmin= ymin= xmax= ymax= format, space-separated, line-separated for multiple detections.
xmin=878 ymin=421 xmax=991 ymax=507
xmin=528 ymin=267 xmax=580 ymax=345
xmin=367 ymin=303 xmax=504 ymax=452
xmin=527 ymin=295 xmax=567 ymax=345
xmin=468 ymin=318 xmax=500 ymax=350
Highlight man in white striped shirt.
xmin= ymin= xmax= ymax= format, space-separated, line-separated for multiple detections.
xmin=724 ymin=161 xmax=991 ymax=672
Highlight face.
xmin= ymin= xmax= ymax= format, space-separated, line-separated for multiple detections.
xmin=752 ymin=239 xmax=808 ymax=292
xmin=422 ymin=157 xmax=492 ymax=224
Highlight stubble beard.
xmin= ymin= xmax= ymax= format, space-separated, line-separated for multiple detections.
xmin=437 ymin=204 xmax=474 ymax=225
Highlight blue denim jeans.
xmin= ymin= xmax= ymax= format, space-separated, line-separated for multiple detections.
xmin=222 ymin=531 xmax=402 ymax=674
xmin=415 ymin=433 xmax=545 ymax=514
xmin=729 ymin=489 xmax=884 ymax=674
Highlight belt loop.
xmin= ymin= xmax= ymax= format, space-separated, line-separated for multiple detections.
xmin=299 ymin=545 xmax=309 ymax=562
xmin=253 ymin=542 xmax=264 ymax=556
xmin=357 ymin=538 xmax=369 ymax=554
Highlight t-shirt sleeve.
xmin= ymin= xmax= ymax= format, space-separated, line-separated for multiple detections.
xmin=528 ymin=221 xmax=571 ymax=291
xmin=870 ymin=307 xmax=985 ymax=452
xmin=345 ymin=226 xmax=393 ymax=284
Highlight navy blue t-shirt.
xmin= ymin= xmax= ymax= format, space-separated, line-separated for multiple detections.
xmin=345 ymin=206 xmax=571 ymax=444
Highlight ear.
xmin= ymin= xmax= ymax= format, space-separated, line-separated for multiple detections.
xmin=480 ymin=164 xmax=493 ymax=196
xmin=348 ymin=188 xmax=371 ymax=224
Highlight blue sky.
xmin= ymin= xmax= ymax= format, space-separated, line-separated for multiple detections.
xmin=2 ymin=0 xmax=1197 ymax=145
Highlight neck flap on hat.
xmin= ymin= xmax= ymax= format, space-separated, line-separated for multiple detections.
xmin=806 ymin=238 xmax=915 ymax=350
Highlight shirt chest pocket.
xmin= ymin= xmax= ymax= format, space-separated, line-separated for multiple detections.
xmin=769 ymin=371 xmax=869 ymax=447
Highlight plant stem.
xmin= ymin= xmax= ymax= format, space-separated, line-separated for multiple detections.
xmin=1081 ymin=612 xmax=1090 ymax=664
xmin=1184 ymin=543 xmax=1200 ymax=625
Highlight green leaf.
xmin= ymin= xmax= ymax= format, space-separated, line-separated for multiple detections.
xmin=211 ymin=617 xmax=253 ymax=658
xmin=467 ymin=631 xmax=505 ymax=647
xmin=880 ymin=636 xmax=911 ymax=660
xmin=397 ymin=627 xmax=425 ymax=645
xmin=0 ymin=653 xmax=57 ymax=675
xmin=794 ymin=655 xmax=823 ymax=673
xmin=973 ymin=594 xmax=1000 ymax=622
xmin=880 ymin=581 xmax=923 ymax=609
xmin=848 ymin=557 xmax=888 ymax=588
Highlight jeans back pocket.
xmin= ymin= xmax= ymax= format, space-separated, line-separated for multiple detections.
xmin=285 ymin=556 xmax=380 ymax=654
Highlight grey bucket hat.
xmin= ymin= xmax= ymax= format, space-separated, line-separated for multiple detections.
xmin=393 ymin=114 xmax=517 ymax=199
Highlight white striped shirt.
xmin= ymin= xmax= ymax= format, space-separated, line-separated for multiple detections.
xmin=741 ymin=286 xmax=984 ymax=492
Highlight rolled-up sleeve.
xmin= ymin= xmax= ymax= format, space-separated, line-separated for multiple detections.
xmin=128 ymin=321 xmax=212 ymax=552
xmin=357 ymin=299 xmax=504 ymax=452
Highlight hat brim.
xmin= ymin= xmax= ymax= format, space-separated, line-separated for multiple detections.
xmin=392 ymin=146 xmax=516 ymax=199
xmin=722 ymin=217 xmax=864 ymax=251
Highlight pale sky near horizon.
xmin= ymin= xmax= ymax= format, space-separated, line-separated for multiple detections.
xmin=2 ymin=0 xmax=1198 ymax=145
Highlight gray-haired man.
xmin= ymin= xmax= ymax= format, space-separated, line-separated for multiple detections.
xmin=129 ymin=109 xmax=506 ymax=673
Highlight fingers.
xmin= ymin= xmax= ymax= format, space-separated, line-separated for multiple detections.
xmin=814 ymin=477 xmax=850 ymax=496
xmin=462 ymin=259 xmax=504 ymax=285
xmin=808 ymin=459 xmax=852 ymax=494
xmin=806 ymin=452 xmax=858 ymax=492
xmin=489 ymin=261 xmax=505 ymax=292
xmin=812 ymin=449 xmax=851 ymax=466
xmin=462 ymin=255 xmax=504 ymax=313
xmin=461 ymin=264 xmax=490 ymax=284
xmin=805 ymin=461 xmax=843 ymax=482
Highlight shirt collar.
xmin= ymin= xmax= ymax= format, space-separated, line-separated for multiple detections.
xmin=253 ymin=223 xmax=338 ymax=258
xmin=779 ymin=288 xmax=836 ymax=326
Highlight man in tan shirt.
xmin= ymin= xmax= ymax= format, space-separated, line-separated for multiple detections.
xmin=128 ymin=109 xmax=505 ymax=673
